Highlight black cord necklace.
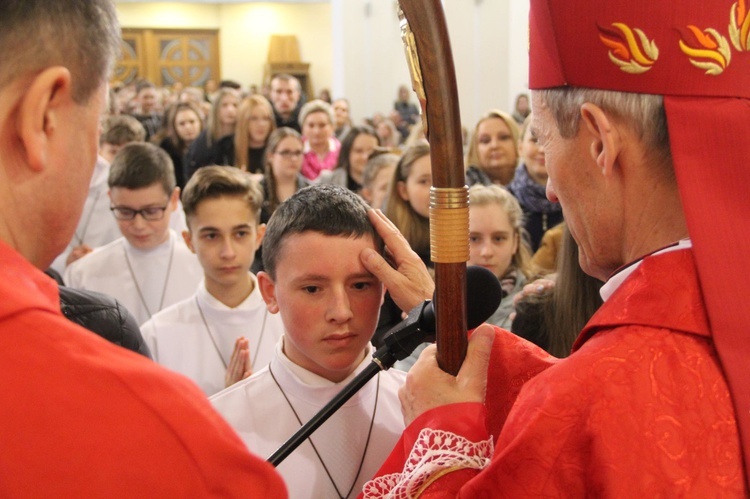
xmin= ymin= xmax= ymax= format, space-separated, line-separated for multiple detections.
xmin=269 ymin=365 xmax=380 ymax=499
xmin=123 ymin=238 xmax=174 ymax=320
xmin=195 ymin=295 xmax=268 ymax=369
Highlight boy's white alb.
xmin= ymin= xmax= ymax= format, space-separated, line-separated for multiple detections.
xmin=141 ymin=275 xmax=284 ymax=396
xmin=211 ymin=340 xmax=407 ymax=499
xmin=64 ymin=230 xmax=202 ymax=325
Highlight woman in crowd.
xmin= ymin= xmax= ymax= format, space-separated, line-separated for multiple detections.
xmin=361 ymin=149 xmax=400 ymax=210
xmin=260 ymin=127 xmax=310 ymax=224
xmin=383 ymin=141 xmax=432 ymax=265
xmin=467 ymin=184 xmax=534 ymax=329
xmin=234 ymin=95 xmax=276 ymax=177
xmin=511 ymin=226 xmax=603 ymax=357
xmin=508 ymin=115 xmax=564 ymax=252
xmin=465 ymin=109 xmax=520 ymax=187
xmin=184 ymin=87 xmax=240 ymax=180
xmin=373 ymin=142 xmax=432 ymax=350
xmin=298 ymin=99 xmax=340 ymax=180
xmin=252 ymin=127 xmax=311 ymax=273
xmin=316 ymin=125 xmax=380 ymax=193
xmin=376 ymin=118 xmax=402 ymax=149
xmin=157 ymin=102 xmax=204 ymax=190
xmin=332 ymin=98 xmax=352 ymax=140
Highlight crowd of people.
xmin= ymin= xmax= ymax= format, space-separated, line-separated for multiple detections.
xmin=70 ymin=68 xmax=566 ymax=344
xmin=2 ymin=0 xmax=747 ymax=496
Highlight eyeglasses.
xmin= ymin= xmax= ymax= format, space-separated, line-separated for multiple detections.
xmin=275 ymin=150 xmax=303 ymax=158
xmin=110 ymin=204 xmax=169 ymax=221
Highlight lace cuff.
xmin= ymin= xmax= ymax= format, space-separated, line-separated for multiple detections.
xmin=362 ymin=428 xmax=494 ymax=498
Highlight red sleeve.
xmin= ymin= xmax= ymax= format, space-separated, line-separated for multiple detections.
xmin=362 ymin=327 xmax=558 ymax=498
xmin=480 ymin=325 xmax=559 ymax=440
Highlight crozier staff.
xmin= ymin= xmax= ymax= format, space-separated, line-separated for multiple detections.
xmin=397 ymin=0 xmax=470 ymax=375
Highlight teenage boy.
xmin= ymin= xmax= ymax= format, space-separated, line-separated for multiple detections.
xmin=99 ymin=114 xmax=147 ymax=163
xmin=65 ymin=142 xmax=202 ymax=325
xmin=50 ymin=115 xmax=192 ymax=273
xmin=211 ymin=185 xmax=407 ymax=499
xmin=141 ymin=166 xmax=285 ymax=396
xmin=49 ymin=117 xmax=145 ymax=273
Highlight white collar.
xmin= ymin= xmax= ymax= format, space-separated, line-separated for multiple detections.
xmin=196 ymin=273 xmax=265 ymax=314
xmin=276 ymin=338 xmax=373 ymax=386
xmin=123 ymin=229 xmax=176 ymax=257
xmin=600 ymin=239 xmax=692 ymax=302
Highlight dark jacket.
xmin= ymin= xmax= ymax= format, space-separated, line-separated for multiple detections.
xmin=158 ymin=137 xmax=187 ymax=190
xmin=273 ymin=106 xmax=302 ymax=133
xmin=58 ymin=286 xmax=152 ymax=359
xmin=184 ymin=130 xmax=235 ymax=182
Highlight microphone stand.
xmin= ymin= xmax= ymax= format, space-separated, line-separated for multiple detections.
xmin=267 ymin=302 xmax=433 ymax=467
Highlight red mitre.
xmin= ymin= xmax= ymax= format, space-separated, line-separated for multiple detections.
xmin=529 ymin=0 xmax=750 ymax=486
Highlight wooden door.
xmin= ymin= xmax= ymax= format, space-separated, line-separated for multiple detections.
xmin=112 ymin=29 xmax=220 ymax=88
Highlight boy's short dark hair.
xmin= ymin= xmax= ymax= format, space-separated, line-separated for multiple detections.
xmin=262 ymin=184 xmax=383 ymax=279
xmin=108 ymin=142 xmax=176 ymax=194
xmin=101 ymin=115 xmax=146 ymax=146
xmin=182 ymin=166 xmax=263 ymax=225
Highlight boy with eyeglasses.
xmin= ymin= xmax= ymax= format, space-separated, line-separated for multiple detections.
xmin=50 ymin=117 xmax=189 ymax=274
xmin=65 ymin=142 xmax=202 ymax=325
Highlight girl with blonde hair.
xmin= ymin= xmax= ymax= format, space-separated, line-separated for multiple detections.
xmin=465 ymin=109 xmax=520 ymax=186
xmin=468 ymin=184 xmax=534 ymax=329
xmin=234 ymin=95 xmax=276 ymax=175
xmin=383 ymin=141 xmax=431 ymax=264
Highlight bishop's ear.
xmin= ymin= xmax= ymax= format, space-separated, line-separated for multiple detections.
xmin=580 ymin=102 xmax=622 ymax=176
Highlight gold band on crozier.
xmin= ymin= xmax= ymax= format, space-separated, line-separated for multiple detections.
xmin=429 ymin=186 xmax=469 ymax=263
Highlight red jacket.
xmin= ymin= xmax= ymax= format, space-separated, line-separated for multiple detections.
xmin=0 ymin=241 xmax=286 ymax=497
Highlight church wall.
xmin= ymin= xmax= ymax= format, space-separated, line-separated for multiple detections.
xmin=115 ymin=1 xmax=530 ymax=129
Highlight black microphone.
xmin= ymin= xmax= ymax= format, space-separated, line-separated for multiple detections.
xmin=267 ymin=264 xmax=503 ymax=467
xmin=373 ymin=265 xmax=503 ymax=368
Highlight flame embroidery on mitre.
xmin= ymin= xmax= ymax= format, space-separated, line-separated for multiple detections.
xmin=729 ymin=0 xmax=750 ymax=50
xmin=598 ymin=23 xmax=659 ymax=74
xmin=678 ymin=25 xmax=732 ymax=75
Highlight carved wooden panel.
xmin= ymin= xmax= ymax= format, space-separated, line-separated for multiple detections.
xmin=112 ymin=29 xmax=220 ymax=87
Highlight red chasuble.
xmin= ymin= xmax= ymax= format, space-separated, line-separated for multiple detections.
xmin=364 ymin=249 xmax=746 ymax=497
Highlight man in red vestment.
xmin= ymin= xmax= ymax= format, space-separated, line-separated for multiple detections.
xmin=0 ymin=2 xmax=286 ymax=495
xmin=363 ymin=0 xmax=750 ymax=496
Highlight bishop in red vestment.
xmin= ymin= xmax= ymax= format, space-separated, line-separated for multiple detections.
xmin=364 ymin=0 xmax=750 ymax=496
